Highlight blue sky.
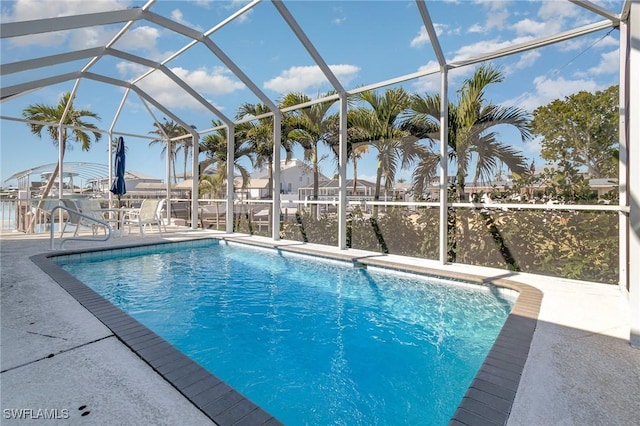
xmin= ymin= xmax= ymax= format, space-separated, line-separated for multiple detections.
xmin=0 ymin=0 xmax=623 ymax=188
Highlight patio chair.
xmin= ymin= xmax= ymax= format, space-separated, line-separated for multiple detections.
xmin=75 ymin=198 xmax=111 ymax=235
xmin=58 ymin=199 xmax=85 ymax=236
xmin=199 ymin=204 xmax=226 ymax=229
xmin=124 ymin=199 xmax=165 ymax=236
xmin=58 ymin=199 xmax=110 ymax=237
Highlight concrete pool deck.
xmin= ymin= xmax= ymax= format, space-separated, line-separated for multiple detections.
xmin=1 ymin=229 xmax=639 ymax=425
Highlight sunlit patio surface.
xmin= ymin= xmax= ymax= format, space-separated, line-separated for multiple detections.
xmin=1 ymin=228 xmax=638 ymax=425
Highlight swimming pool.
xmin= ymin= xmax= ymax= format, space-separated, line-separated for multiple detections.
xmin=54 ymin=240 xmax=516 ymax=425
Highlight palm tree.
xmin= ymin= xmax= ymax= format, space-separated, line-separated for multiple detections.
xmin=349 ymin=88 xmax=420 ymax=216
xmin=402 ymin=64 xmax=532 ymax=201
xmin=176 ymin=135 xmax=194 ymax=181
xmin=280 ymin=91 xmax=339 ymax=213
xmin=200 ymin=119 xmax=255 ymax=192
xmin=149 ymin=118 xmax=193 ymax=184
xmin=349 ymin=142 xmax=369 ymax=195
xmin=235 ymin=103 xmax=294 ymax=198
xmin=22 ymin=92 xmax=101 ymax=225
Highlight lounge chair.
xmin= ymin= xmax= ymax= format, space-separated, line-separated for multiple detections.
xmin=199 ymin=204 xmax=225 ymax=229
xmin=60 ymin=199 xmax=110 ymax=236
xmin=75 ymin=198 xmax=111 ymax=235
xmin=124 ymin=199 xmax=165 ymax=236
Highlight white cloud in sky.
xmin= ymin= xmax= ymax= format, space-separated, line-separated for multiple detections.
xmin=451 ymin=36 xmax=534 ymax=63
xmin=410 ymin=24 xmax=445 ymax=48
xmin=170 ymin=8 xmax=203 ymax=32
xmin=411 ymin=61 xmax=440 ymax=93
xmin=410 ymin=27 xmax=430 ymax=48
xmin=503 ymin=50 xmax=541 ymax=75
xmin=220 ymin=0 xmax=253 ymax=24
xmin=123 ymin=64 xmax=244 ymax=111
xmin=524 ymin=136 xmax=544 ymax=158
xmin=4 ymin=0 xmax=130 ymax=46
xmin=537 ymin=0 xmax=580 ymax=21
xmin=263 ymin=65 xmax=360 ymax=93
xmin=332 ymin=6 xmax=346 ymax=25
xmin=506 ymin=75 xmax=600 ymax=112
xmin=411 ymin=61 xmax=471 ymax=94
xmin=558 ymin=38 xmax=589 ymax=52
xmin=467 ymin=0 xmax=509 ymax=33
xmin=511 ymin=18 xmax=559 ymax=37
xmin=586 ymin=49 xmax=619 ymax=75
xmin=115 ymin=25 xmax=160 ymax=50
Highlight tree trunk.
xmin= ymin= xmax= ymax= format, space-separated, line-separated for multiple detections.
xmin=313 ymin=146 xmax=319 ymax=219
xmin=267 ymin=161 xmax=273 ymax=198
xmin=28 ymin=136 xmax=67 ymax=233
xmin=352 ymin=158 xmax=358 ymax=195
xmin=373 ymin=164 xmax=382 ymax=218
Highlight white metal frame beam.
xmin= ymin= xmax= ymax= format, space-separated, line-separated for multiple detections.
xmin=625 ymin=0 xmax=640 ymax=348
xmin=0 ymin=9 xmax=142 ymax=39
xmin=272 ymin=0 xmax=349 ymax=248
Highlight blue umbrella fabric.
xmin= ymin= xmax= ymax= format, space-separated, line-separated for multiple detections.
xmin=110 ymin=136 xmax=126 ymax=204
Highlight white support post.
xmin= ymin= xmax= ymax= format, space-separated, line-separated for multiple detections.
xmin=191 ymin=132 xmax=199 ymax=230
xmin=439 ymin=68 xmax=449 ymax=264
xmin=166 ymin=137 xmax=171 ymax=223
xmin=272 ymin=112 xmax=282 ymax=241
xmin=226 ymin=124 xmax=235 ymax=234
xmin=619 ymin=17 xmax=630 ymax=298
xmin=627 ymin=0 xmax=640 ymax=348
xmin=58 ymin=125 xmax=64 ymax=232
xmin=338 ymin=94 xmax=348 ymax=250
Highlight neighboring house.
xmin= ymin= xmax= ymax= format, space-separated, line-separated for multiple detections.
xmin=250 ymin=159 xmax=329 ymax=197
xmin=298 ymin=179 xmax=411 ymax=202
xmin=88 ymin=170 xmax=176 ymax=199
xmin=414 ymin=172 xmax=618 ymax=202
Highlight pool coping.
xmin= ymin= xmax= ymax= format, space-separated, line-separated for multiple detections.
xmin=31 ymin=236 xmax=542 ymax=425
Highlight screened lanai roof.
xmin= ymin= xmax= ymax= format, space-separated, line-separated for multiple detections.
xmin=0 ymin=0 xmax=630 ymax=144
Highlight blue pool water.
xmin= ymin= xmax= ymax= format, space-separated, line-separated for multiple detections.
xmin=57 ymin=241 xmax=513 ymax=425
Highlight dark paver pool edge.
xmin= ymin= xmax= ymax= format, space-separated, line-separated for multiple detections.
xmin=30 ymin=246 xmax=283 ymax=426
xmin=33 ymin=236 xmax=542 ymax=425
xmin=222 ymin=236 xmax=543 ymax=425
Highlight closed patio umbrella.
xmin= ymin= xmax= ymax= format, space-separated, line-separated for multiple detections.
xmin=110 ymin=136 xmax=126 ymax=207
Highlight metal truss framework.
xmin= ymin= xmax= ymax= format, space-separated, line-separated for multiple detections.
xmin=1 ymin=0 xmax=638 ymax=345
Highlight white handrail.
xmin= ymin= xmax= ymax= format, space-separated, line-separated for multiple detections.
xmin=49 ymin=205 xmax=113 ymax=250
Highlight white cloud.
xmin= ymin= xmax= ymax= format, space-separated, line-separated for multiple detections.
xmin=332 ymin=6 xmax=346 ymax=25
xmin=171 ymin=8 xmax=202 ymax=32
xmin=503 ymin=50 xmax=541 ymax=75
xmin=410 ymin=27 xmax=430 ymax=48
xmin=263 ymin=64 xmax=360 ymax=93
xmin=411 ymin=62 xmax=440 ymax=93
xmin=537 ymin=1 xmax=580 ymax=21
xmin=511 ymin=18 xmax=559 ymax=37
xmin=220 ymin=0 xmax=253 ymax=24
xmin=4 ymin=0 xmax=131 ymax=46
xmin=410 ymin=24 xmax=445 ymax=48
xmin=505 ymin=75 xmax=600 ymax=111
xmin=558 ymin=38 xmax=589 ymax=52
xmin=411 ymin=61 xmax=470 ymax=94
xmin=133 ymin=66 xmax=245 ymax=111
xmin=111 ymin=26 xmax=175 ymax=62
xmin=524 ymin=135 xmax=543 ymax=157
xmin=467 ymin=1 xmax=509 ymax=34
xmin=451 ymin=36 xmax=534 ymax=63
xmin=586 ymin=49 xmax=619 ymax=75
